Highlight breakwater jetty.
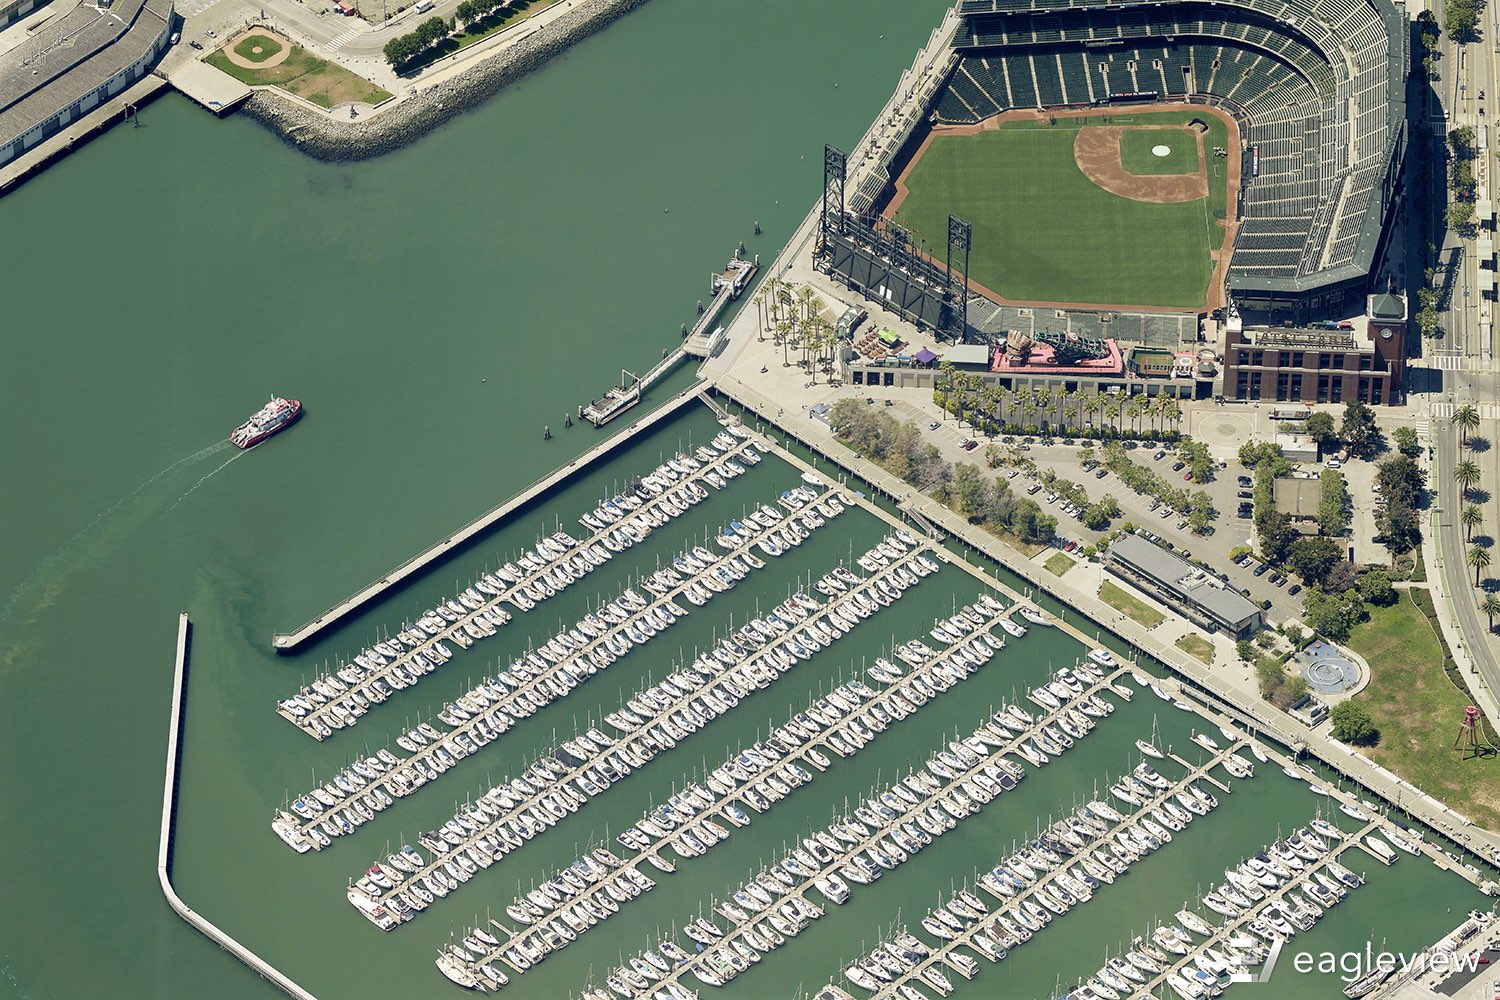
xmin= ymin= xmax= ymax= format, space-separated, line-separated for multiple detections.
xmin=241 ymin=0 xmax=652 ymax=162
xmin=271 ymin=380 xmax=702 ymax=652
xmin=158 ymin=613 xmax=319 ymax=1000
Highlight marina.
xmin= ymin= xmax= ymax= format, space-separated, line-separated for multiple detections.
xmin=223 ymin=398 xmax=1498 ymax=999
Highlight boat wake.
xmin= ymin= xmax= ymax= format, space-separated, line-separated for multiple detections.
xmin=167 ymin=451 xmax=245 ymax=513
xmin=0 ymin=439 xmax=233 ymax=636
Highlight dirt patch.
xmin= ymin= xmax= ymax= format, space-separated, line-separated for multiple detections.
xmin=1073 ymin=125 xmax=1206 ymax=203
xmin=223 ymin=29 xmax=293 ymax=69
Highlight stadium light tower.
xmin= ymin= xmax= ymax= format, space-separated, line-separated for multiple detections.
xmin=946 ymin=214 xmax=971 ymax=343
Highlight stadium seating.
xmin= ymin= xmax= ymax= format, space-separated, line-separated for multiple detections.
xmin=930 ymin=0 xmax=1403 ymax=296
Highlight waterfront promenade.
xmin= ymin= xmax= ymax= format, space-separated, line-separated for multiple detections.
xmin=271 ymin=380 xmax=703 ymax=651
xmin=703 ymin=374 xmax=1500 ymax=870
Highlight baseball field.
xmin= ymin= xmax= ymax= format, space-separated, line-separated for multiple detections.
xmin=888 ymin=108 xmax=1236 ymax=311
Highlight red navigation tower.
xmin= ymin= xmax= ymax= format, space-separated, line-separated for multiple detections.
xmin=1453 ymin=706 xmax=1484 ymax=759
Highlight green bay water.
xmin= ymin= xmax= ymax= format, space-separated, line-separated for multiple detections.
xmin=0 ymin=0 xmax=1487 ymax=997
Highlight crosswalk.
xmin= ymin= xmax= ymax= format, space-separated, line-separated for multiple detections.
xmin=1428 ymin=354 xmax=1469 ymax=371
xmin=1430 ymin=403 xmax=1454 ymax=420
xmin=325 ymin=26 xmax=363 ymax=50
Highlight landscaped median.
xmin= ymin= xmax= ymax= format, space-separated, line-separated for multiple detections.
xmin=207 ymin=30 xmax=391 ymax=109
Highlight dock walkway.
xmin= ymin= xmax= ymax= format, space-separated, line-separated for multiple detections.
xmin=273 ymin=382 xmax=704 ymax=652
xmin=883 ymin=744 xmax=1249 ymax=997
xmin=705 ymin=378 xmax=1500 ymax=871
xmin=157 ymin=614 xmax=320 ymax=1000
xmin=278 ymin=425 xmax=754 ymax=738
xmin=291 ymin=477 xmax=814 ymax=849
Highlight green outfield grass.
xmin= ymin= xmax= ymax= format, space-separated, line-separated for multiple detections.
xmin=892 ymin=111 xmax=1230 ymax=308
xmin=1119 ymin=129 xmax=1198 ymax=175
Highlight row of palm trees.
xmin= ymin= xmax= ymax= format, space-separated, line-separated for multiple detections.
xmin=936 ymin=362 xmax=1185 ymax=438
xmin=751 ymin=277 xmax=840 ymax=380
xmin=1450 ymin=403 xmax=1500 ymax=627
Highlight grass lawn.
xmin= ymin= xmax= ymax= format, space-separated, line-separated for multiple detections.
xmin=1044 ymin=552 xmax=1075 ymax=576
xmin=1175 ymin=633 xmax=1214 ymax=664
xmin=1099 ymin=580 xmax=1165 ymax=628
xmin=1119 ymin=129 xmax=1198 ymax=175
xmin=233 ymin=34 xmax=283 ymax=62
xmin=892 ymin=110 xmax=1229 ymax=307
xmin=1346 ymin=592 xmax=1500 ymax=829
xmin=207 ymin=44 xmax=391 ymax=108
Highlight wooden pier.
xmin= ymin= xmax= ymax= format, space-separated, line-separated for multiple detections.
xmin=158 ymin=614 xmax=320 ymax=1000
xmin=271 ymin=382 xmax=705 ymax=652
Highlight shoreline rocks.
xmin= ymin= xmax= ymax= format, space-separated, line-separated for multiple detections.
xmin=240 ymin=0 xmax=651 ymax=161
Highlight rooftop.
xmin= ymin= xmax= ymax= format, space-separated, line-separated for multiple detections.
xmin=0 ymin=0 xmax=170 ymax=145
xmin=1274 ymin=477 xmax=1322 ymax=518
xmin=1110 ymin=534 xmax=1261 ymax=626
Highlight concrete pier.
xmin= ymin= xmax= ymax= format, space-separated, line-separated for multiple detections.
xmin=272 ymin=381 xmax=704 ymax=652
xmin=158 ymin=613 xmax=320 ymax=1000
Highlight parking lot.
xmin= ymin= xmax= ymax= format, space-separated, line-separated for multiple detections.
xmin=996 ymin=441 xmax=1303 ymax=621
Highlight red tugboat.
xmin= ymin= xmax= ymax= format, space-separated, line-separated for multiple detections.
xmin=230 ymin=396 xmax=302 ymax=449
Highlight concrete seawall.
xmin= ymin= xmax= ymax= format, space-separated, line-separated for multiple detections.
xmin=241 ymin=0 xmax=651 ymax=161
xmin=158 ymin=612 xmax=320 ymax=1000
xmin=272 ymin=379 xmax=704 ymax=652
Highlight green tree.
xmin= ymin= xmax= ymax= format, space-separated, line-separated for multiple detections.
xmin=1468 ymin=544 xmax=1491 ymax=586
xmin=1289 ymin=536 xmax=1344 ymax=588
xmin=1392 ymin=425 xmax=1421 ymax=457
xmin=1339 ymin=400 xmax=1381 ymax=459
xmin=1454 ymin=404 xmax=1481 ymax=447
xmin=1318 ymin=468 xmax=1349 ymax=536
xmin=1462 ymin=504 xmax=1483 ymax=542
xmin=1359 ymin=569 xmax=1395 ymax=606
xmin=1330 ymin=701 xmax=1379 ymax=745
xmin=1304 ymin=412 xmax=1338 ymax=452
xmin=953 ymin=462 xmax=988 ymax=519
xmin=1236 ymin=639 xmax=1255 ymax=662
xmin=1455 ymin=458 xmax=1482 ymax=499
xmin=1480 ymin=592 xmax=1500 ymax=631
xmin=1302 ymin=587 xmax=1366 ymax=642
xmin=1256 ymin=507 xmax=1296 ymax=565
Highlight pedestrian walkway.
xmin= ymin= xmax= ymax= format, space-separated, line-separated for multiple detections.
xmin=325 ymin=26 xmax=363 ymax=51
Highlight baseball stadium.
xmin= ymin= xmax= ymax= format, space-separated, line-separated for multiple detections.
xmin=819 ymin=0 xmax=1407 ymax=332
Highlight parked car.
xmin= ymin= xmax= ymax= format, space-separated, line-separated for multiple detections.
xmin=1237 ymin=475 xmax=1252 ymax=487
xmin=1095 ymin=468 xmax=1108 ymax=479
xmin=1027 ymin=483 xmax=1042 ymax=495
xmin=1261 ymin=599 xmax=1274 ymax=610
xmin=1326 ymin=458 xmax=1342 ymax=468
xmin=1159 ymin=507 xmax=1172 ymax=518
xmin=1237 ymin=490 xmax=1253 ymax=499
xmin=1149 ymin=499 xmax=1162 ymax=511
xmin=1007 ymin=468 xmax=1020 ymax=479
xmin=1153 ymin=450 xmax=1167 ymax=460
xmin=1253 ymin=563 xmax=1270 ymax=577
xmin=1183 ymin=471 xmax=1194 ymax=481
xmin=1288 ymin=584 xmax=1302 ymax=596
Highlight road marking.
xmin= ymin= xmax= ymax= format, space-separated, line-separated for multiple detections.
xmin=1432 ymin=403 xmax=1455 ymax=419
xmin=1430 ymin=354 xmax=1469 ymax=371
xmin=325 ymin=26 xmax=362 ymax=50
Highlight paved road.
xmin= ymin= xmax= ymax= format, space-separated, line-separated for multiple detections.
xmin=1433 ymin=420 xmax=1500 ymax=718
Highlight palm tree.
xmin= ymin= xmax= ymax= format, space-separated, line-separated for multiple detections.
xmin=1462 ymin=504 xmax=1484 ymax=541
xmin=1455 ymin=459 xmax=1482 ymax=500
xmin=1469 ymin=544 xmax=1491 ymax=586
xmin=1081 ymin=390 xmax=1102 ymax=433
xmin=1160 ymin=396 xmax=1183 ymax=432
xmin=1020 ymin=391 xmax=1039 ymax=431
xmin=1481 ymin=593 xmax=1500 ymax=632
xmin=1063 ymin=394 xmax=1080 ymax=433
xmin=1455 ymin=403 xmax=1481 ymax=447
xmin=1126 ymin=394 xmax=1147 ymax=434
xmin=1034 ymin=387 xmax=1054 ymax=432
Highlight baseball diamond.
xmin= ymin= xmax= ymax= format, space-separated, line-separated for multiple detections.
xmin=886 ymin=108 xmax=1237 ymax=311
